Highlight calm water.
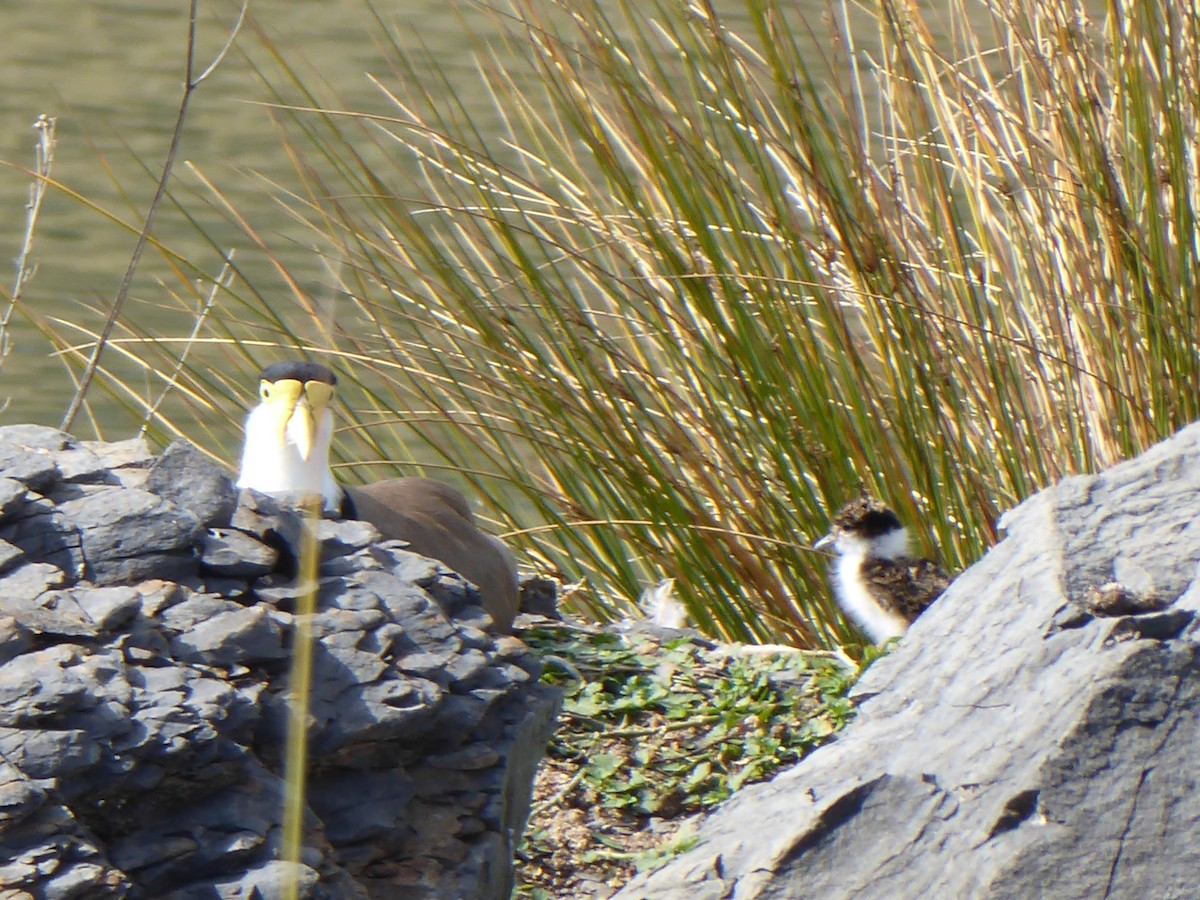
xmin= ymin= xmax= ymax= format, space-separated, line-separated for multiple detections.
xmin=0 ymin=0 xmax=983 ymax=440
xmin=1 ymin=0 xmax=527 ymax=432
xmin=2 ymin=0 xmax=819 ymax=436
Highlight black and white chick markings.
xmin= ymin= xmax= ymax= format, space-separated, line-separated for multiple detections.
xmin=813 ymin=497 xmax=951 ymax=643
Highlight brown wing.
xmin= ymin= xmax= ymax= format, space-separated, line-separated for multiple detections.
xmin=346 ymin=477 xmax=519 ymax=633
xmin=859 ymin=556 xmax=951 ymax=622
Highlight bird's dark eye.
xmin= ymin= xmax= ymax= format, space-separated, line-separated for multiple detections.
xmin=260 ymin=383 xmax=271 ymax=401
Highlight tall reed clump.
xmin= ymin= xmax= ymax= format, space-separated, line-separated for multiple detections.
xmin=47 ymin=0 xmax=1200 ymax=648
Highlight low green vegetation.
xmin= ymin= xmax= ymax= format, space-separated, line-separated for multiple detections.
xmin=516 ymin=622 xmax=855 ymax=895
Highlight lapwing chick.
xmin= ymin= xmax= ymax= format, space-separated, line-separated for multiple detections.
xmin=813 ymin=497 xmax=950 ymax=643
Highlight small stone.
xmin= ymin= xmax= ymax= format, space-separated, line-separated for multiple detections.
xmin=72 ymin=586 xmax=142 ymax=632
xmin=319 ymin=549 xmax=377 ymax=576
xmin=204 ymin=860 xmax=321 ymax=900
xmin=0 ymin=616 xmax=32 ymax=666
xmin=0 ymin=537 xmax=25 ymax=574
xmin=80 ymin=435 xmax=154 ymax=470
xmin=145 ymin=440 xmax=238 ymax=528
xmin=0 ymin=757 xmax=46 ymax=827
xmin=1083 ymin=581 xmax=1170 ymax=617
xmin=386 ymin=549 xmax=445 ymax=586
xmin=2 ymin=588 xmax=95 ymax=641
xmin=138 ymin=579 xmax=188 ymax=617
xmin=199 ymin=529 xmax=279 ymax=578
xmin=200 ymin=576 xmax=252 ymax=600
xmin=158 ymin=593 xmax=244 ymax=633
xmin=0 ymin=445 xmax=58 ymax=491
xmin=0 ymin=477 xmax=26 ymax=520
xmin=317 ymin=518 xmax=380 ymax=556
xmin=230 ymin=489 xmax=315 ymax=556
xmin=0 ymin=496 xmax=84 ymax=577
xmin=443 ymin=649 xmax=490 ymax=686
xmin=0 ymin=562 xmax=67 ymax=602
xmin=0 ymin=424 xmax=72 ymax=451
xmin=518 ymin=574 xmax=560 ymax=618
xmin=171 ymin=605 xmax=287 ymax=667
xmin=90 ymin=551 xmax=198 ymax=586
xmin=53 ymin=444 xmax=109 ymax=482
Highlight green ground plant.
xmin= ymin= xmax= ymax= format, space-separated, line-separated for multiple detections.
xmin=515 ymin=623 xmax=854 ymax=894
xmin=10 ymin=0 xmax=1199 ymax=649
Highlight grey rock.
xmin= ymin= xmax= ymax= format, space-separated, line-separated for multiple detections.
xmin=0 ymin=536 xmax=25 ymax=573
xmin=308 ymin=769 xmax=416 ymax=844
xmin=56 ymin=486 xmax=203 ymax=584
xmin=0 ymin=803 xmax=132 ymax=899
xmin=157 ymin=591 xmax=246 ymax=633
xmin=146 ymin=439 xmax=239 ymax=527
xmin=0 ymin=428 xmax=559 ymax=900
xmin=71 ymin=585 xmax=143 ymax=631
xmin=176 ymin=860 xmax=331 ymax=900
xmin=0 ymin=424 xmax=73 ymax=451
xmin=0 ymin=495 xmax=84 ymax=578
xmin=0 ymin=476 xmax=26 ymax=520
xmin=80 ymin=435 xmax=155 ymax=470
xmin=317 ymin=517 xmax=380 ymax=556
xmin=0 ymin=562 xmax=67 ymax=601
xmin=0 ymin=644 xmax=94 ymax=726
xmin=136 ymin=579 xmax=188 ymax=617
xmin=0 ymin=755 xmax=46 ymax=826
xmin=171 ymin=605 xmax=287 ymax=668
xmin=200 ymin=528 xmax=279 ymax=577
xmin=232 ymin=489 xmax=381 ymax=569
xmin=617 ymin=421 xmax=1200 ymax=900
xmin=253 ymin=574 xmax=354 ymax=610
xmin=200 ymin=575 xmax=252 ymax=600
xmin=90 ymin=550 xmax=197 ymax=586
xmin=518 ymin=573 xmax=561 ymax=618
xmin=53 ymin=442 xmax=108 ymax=482
xmin=0 ymin=444 xmax=59 ymax=490
xmin=0 ymin=616 xmax=32 ymax=665
xmin=319 ymin=546 xmax=383 ymax=577
xmin=230 ymin=488 xmax=314 ymax=556
xmin=0 ymin=725 xmax=101 ymax=781
xmin=4 ymin=589 xmax=97 ymax=642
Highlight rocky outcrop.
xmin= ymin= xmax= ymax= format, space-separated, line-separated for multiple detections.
xmin=618 ymin=422 xmax=1200 ymax=900
xmin=0 ymin=425 xmax=559 ymax=899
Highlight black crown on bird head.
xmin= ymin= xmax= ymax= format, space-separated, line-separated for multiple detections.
xmin=831 ymin=497 xmax=903 ymax=538
xmin=258 ymin=360 xmax=337 ymax=386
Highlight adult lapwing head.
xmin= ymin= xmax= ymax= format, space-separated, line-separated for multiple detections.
xmin=236 ymin=360 xmax=520 ymax=631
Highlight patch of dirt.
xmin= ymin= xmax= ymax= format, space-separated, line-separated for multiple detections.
xmin=517 ymin=753 xmax=689 ymax=898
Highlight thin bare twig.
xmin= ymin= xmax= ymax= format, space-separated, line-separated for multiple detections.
xmin=0 ymin=115 xmax=56 ymax=405
xmin=138 ymin=251 xmax=236 ymax=436
xmin=60 ymin=0 xmax=250 ymax=432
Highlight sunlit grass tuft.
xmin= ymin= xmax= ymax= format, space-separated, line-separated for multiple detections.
xmin=23 ymin=0 xmax=1200 ymax=649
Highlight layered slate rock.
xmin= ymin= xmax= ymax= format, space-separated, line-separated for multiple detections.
xmin=617 ymin=423 xmax=1200 ymax=900
xmin=0 ymin=425 xmax=559 ymax=900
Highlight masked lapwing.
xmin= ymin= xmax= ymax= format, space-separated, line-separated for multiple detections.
xmin=235 ymin=360 xmax=520 ymax=632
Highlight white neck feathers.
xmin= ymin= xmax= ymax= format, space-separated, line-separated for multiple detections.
xmin=236 ymin=404 xmax=343 ymax=513
xmin=830 ymin=526 xmax=912 ymax=643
